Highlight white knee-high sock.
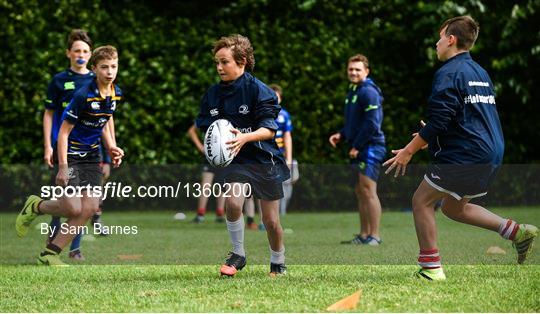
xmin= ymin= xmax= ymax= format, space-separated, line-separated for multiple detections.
xmin=226 ymin=216 xmax=245 ymax=257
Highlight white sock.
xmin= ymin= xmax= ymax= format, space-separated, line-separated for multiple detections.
xmin=270 ymin=246 xmax=285 ymax=264
xmin=226 ymin=216 xmax=245 ymax=257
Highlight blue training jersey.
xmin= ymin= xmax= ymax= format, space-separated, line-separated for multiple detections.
xmin=62 ymin=79 xmax=122 ymax=156
xmin=340 ymin=78 xmax=385 ymax=150
xmin=275 ymin=108 xmax=293 ymax=153
xmin=419 ymin=52 xmax=504 ymax=165
xmin=196 ymin=72 xmax=286 ymax=166
xmin=44 ymin=69 xmax=95 ymax=146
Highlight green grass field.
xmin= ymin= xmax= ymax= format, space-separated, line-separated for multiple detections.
xmin=1 ymin=208 xmax=539 ymax=312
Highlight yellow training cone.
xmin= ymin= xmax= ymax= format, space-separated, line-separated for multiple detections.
xmin=326 ymin=290 xmax=362 ymax=312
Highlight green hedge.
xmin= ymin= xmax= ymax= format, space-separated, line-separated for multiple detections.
xmin=1 ymin=0 xmax=539 ymax=164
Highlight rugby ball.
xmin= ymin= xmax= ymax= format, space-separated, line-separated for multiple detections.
xmin=204 ymin=119 xmax=236 ymax=167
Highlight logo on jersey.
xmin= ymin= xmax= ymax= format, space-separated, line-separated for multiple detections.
xmin=98 ymin=118 xmax=108 ymax=126
xmin=238 ymin=127 xmax=252 ymax=133
xmin=239 ymin=104 xmax=249 ymax=115
xmin=464 ymin=94 xmax=495 ymax=105
xmin=91 ymin=102 xmax=100 ymax=110
xmin=210 ymin=109 xmax=219 ymax=117
xmin=68 ymin=167 xmax=75 ymax=179
xmin=64 ymin=82 xmax=75 ymax=90
xmin=111 ymin=101 xmax=116 ymax=110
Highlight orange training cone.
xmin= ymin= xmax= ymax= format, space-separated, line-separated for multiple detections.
xmin=326 ymin=290 xmax=362 ymax=312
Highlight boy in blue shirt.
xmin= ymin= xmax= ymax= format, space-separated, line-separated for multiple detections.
xmin=43 ymin=29 xmax=95 ymax=260
xmin=384 ymin=16 xmax=537 ymax=280
xmin=16 ymin=46 xmax=124 ymax=266
xmin=196 ymin=34 xmax=289 ymax=277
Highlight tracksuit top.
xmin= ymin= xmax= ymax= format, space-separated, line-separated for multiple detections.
xmin=196 ymin=72 xmax=287 ymax=167
xmin=419 ymin=52 xmax=504 ymax=165
xmin=340 ymin=78 xmax=385 ymax=151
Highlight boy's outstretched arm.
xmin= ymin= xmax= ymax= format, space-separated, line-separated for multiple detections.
xmin=383 ymin=132 xmax=428 ymax=178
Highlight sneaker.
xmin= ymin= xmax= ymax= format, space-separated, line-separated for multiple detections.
xmin=513 ymin=224 xmax=538 ymax=264
xmin=246 ymin=222 xmax=258 ymax=230
xmin=69 ymin=250 xmax=85 ymax=261
xmin=215 ymin=216 xmax=225 ymax=223
xmin=340 ymin=234 xmax=368 ymax=245
xmin=269 ymin=263 xmax=287 ymax=277
xmin=37 ymin=254 xmax=69 ymax=267
xmin=220 ymin=252 xmax=246 ymax=277
xmin=15 ymin=195 xmax=42 ymax=238
xmin=365 ymin=235 xmax=382 ymax=246
xmin=192 ymin=215 xmax=205 ymax=224
xmin=415 ymin=267 xmax=446 ymax=281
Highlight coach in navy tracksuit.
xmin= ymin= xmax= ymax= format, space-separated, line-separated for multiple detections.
xmin=329 ymin=54 xmax=386 ymax=246
xmin=196 ymin=34 xmax=289 ymax=277
xmin=384 ymin=16 xmax=537 ymax=281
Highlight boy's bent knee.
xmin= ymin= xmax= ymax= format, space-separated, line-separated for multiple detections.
xmin=262 ymin=218 xmax=281 ymax=233
xmin=64 ymin=203 xmax=82 ymax=218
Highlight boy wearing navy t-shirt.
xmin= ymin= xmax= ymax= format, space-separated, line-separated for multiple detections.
xmin=16 ymin=46 xmax=124 ymax=266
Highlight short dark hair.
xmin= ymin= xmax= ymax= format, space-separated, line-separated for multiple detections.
xmin=440 ymin=16 xmax=479 ymax=50
xmin=348 ymin=54 xmax=369 ymax=69
xmin=90 ymin=45 xmax=118 ymax=66
xmin=213 ymin=34 xmax=255 ymax=72
xmin=67 ymin=29 xmax=92 ymax=50
xmin=269 ymin=84 xmax=282 ymax=97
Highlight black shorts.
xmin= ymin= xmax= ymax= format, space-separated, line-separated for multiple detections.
xmin=51 ymin=150 xmax=102 ymax=187
xmin=424 ymin=164 xmax=500 ymax=200
xmin=220 ymin=164 xmax=290 ymax=201
xmin=201 ymin=157 xmax=225 ymax=182
xmin=66 ymin=162 xmax=102 ymax=187
xmin=65 ymin=152 xmax=102 ymax=187
xmin=225 ymin=173 xmax=284 ymax=200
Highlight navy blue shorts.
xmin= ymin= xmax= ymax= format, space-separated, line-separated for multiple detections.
xmin=220 ymin=164 xmax=290 ymax=201
xmin=350 ymin=144 xmax=386 ymax=182
xmin=201 ymin=157 xmax=226 ymax=182
xmin=424 ymin=164 xmax=500 ymax=200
